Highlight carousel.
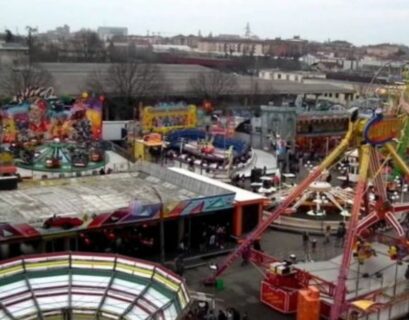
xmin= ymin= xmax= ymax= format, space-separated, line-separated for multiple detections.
xmin=16 ymin=139 xmax=106 ymax=173
xmin=276 ymin=178 xmax=355 ymax=220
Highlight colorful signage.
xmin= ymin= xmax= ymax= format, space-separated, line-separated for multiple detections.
xmin=165 ymin=194 xmax=235 ymax=217
xmin=90 ymin=193 xmax=235 ymax=227
xmin=364 ymin=113 xmax=402 ymax=145
xmin=1 ymin=95 xmax=102 ymax=143
xmin=142 ymin=103 xmax=197 ymax=133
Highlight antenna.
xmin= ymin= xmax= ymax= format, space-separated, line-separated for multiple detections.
xmin=245 ymin=22 xmax=251 ymax=38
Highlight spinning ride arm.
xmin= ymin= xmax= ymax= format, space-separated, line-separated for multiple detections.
xmin=385 ymin=142 xmax=409 ymax=178
xmin=205 ymin=120 xmax=357 ymax=284
xmin=330 ymin=145 xmax=370 ymax=320
xmin=393 ymin=118 xmax=409 ymax=176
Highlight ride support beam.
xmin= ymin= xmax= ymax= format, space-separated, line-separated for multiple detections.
xmin=330 ymin=144 xmax=371 ymax=320
xmin=356 ymin=211 xmax=379 ymax=236
xmin=385 ymin=142 xmax=409 ymax=178
xmin=205 ymin=120 xmax=356 ymax=283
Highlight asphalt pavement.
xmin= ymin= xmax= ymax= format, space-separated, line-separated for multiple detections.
xmin=184 ymin=228 xmax=344 ymax=319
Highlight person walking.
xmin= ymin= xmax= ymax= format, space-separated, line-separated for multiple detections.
xmin=324 ymin=225 xmax=331 ymax=244
xmin=209 ymin=233 xmax=216 ymax=249
xmin=311 ymin=239 xmax=317 ymax=259
xmin=226 ymin=309 xmax=234 ymax=320
xmin=218 ymin=310 xmax=227 ymax=320
xmin=206 ymin=310 xmax=216 ymax=320
xmin=178 ymin=240 xmax=186 ymax=255
xmin=302 ymin=232 xmax=310 ymax=261
xmin=340 ymin=223 xmax=346 ymax=245
xmin=336 ymin=223 xmax=346 ymax=247
xmin=241 ymin=245 xmax=251 ymax=266
xmin=175 ymin=255 xmax=184 ymax=276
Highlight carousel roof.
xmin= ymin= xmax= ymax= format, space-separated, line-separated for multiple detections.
xmin=0 ymin=252 xmax=190 ymax=320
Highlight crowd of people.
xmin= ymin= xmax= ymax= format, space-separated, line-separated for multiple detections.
xmin=199 ymin=224 xmax=229 ymax=253
xmin=301 ymin=222 xmax=346 ymax=260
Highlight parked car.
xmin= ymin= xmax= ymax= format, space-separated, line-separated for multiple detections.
xmin=43 ymin=216 xmax=83 ymax=229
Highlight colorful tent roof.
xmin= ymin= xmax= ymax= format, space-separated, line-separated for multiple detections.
xmin=0 ymin=252 xmax=190 ymax=320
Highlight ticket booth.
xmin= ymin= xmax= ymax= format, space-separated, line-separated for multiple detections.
xmin=134 ymin=133 xmax=165 ymax=162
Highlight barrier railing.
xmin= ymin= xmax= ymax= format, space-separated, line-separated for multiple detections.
xmin=249 ymin=249 xmax=336 ymax=297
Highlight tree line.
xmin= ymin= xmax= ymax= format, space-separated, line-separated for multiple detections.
xmin=0 ymin=61 xmax=238 ymax=119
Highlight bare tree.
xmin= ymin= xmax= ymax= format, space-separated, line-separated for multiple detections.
xmin=0 ymin=63 xmax=54 ymax=96
xmin=85 ymin=62 xmax=167 ymax=119
xmin=85 ymin=68 xmax=107 ymax=94
xmin=107 ymin=63 xmax=165 ymax=101
xmin=189 ymin=70 xmax=238 ymax=100
xmin=84 ymin=68 xmax=110 ymax=119
xmin=72 ymin=30 xmax=105 ymax=62
xmin=249 ymin=76 xmax=260 ymax=106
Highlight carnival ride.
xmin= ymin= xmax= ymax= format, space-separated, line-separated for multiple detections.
xmin=0 ymin=88 xmax=107 ymax=174
xmin=393 ymin=72 xmax=409 ymax=176
xmin=0 ymin=252 xmax=190 ymax=320
xmin=277 ymin=181 xmax=355 ymax=218
xmin=205 ymin=107 xmax=409 ymax=319
xmin=16 ymin=140 xmax=106 ymax=173
xmin=166 ymin=129 xmax=250 ymax=164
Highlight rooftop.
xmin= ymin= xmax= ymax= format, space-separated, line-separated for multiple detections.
xmin=170 ymin=167 xmax=266 ymax=202
xmin=0 ymin=163 xmax=234 ymax=226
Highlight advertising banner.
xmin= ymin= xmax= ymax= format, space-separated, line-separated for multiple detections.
xmin=142 ymin=103 xmax=197 ymax=133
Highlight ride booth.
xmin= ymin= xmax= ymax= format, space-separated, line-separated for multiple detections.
xmin=134 ymin=133 xmax=166 ymax=162
xmin=231 ymin=191 xmax=265 ymax=238
xmin=250 ymin=250 xmax=324 ymax=320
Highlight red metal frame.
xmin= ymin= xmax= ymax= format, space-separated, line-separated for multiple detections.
xmin=250 ymin=249 xmax=336 ymax=299
xmin=205 ymin=119 xmax=354 ymax=283
xmin=205 ymin=115 xmax=409 ymax=319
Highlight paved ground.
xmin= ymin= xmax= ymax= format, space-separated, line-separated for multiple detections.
xmin=184 ymin=228 xmax=344 ymax=319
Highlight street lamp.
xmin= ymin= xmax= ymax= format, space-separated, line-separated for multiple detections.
xmin=151 ymin=186 xmax=165 ymax=264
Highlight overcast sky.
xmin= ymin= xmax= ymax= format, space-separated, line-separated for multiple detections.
xmin=1 ymin=0 xmax=408 ymax=45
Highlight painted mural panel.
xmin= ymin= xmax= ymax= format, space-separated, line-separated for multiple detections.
xmin=120 ymin=194 xmax=235 ymax=224
xmin=1 ymin=91 xmax=103 ymax=143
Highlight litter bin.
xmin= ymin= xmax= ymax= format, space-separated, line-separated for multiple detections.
xmin=215 ymin=279 xmax=224 ymax=291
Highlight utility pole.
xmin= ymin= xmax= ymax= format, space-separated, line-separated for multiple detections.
xmin=26 ymin=26 xmax=38 ymax=66
xmin=152 ymin=187 xmax=165 ymax=264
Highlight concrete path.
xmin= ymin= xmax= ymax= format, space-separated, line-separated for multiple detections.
xmin=184 ymin=229 xmax=344 ymax=319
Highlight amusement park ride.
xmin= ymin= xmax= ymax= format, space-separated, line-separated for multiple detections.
xmin=206 ymin=97 xmax=409 ymax=317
